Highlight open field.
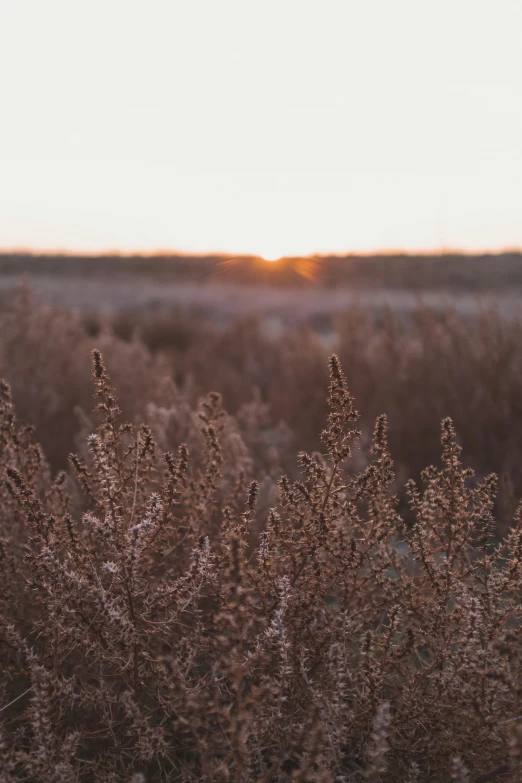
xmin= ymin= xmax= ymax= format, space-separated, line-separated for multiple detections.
xmin=1 ymin=255 xmax=522 ymax=520
xmin=2 ymin=251 xmax=522 ymax=290
xmin=1 ymin=253 xmax=522 ymax=331
xmin=3 ymin=273 xmax=522 ymax=332
xmin=3 ymin=254 xmax=522 ymax=780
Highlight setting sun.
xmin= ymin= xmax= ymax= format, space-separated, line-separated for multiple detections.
xmin=260 ymin=252 xmax=282 ymax=263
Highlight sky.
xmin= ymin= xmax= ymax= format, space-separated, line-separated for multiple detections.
xmin=0 ymin=0 xmax=521 ymax=258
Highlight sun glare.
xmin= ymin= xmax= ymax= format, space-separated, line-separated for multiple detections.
xmin=258 ymin=246 xmax=284 ymax=262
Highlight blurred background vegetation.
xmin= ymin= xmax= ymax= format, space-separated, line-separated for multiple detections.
xmin=1 ymin=252 xmax=521 ymax=531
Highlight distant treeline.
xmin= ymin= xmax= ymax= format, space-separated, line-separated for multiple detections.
xmin=1 ymin=251 xmax=522 ymax=290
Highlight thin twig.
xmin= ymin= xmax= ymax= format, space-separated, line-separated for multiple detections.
xmin=0 ymin=686 xmax=34 ymax=714
xmin=129 ymin=432 xmax=141 ymax=527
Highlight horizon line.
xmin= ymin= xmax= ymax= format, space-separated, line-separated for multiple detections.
xmin=1 ymin=244 xmax=522 ymax=259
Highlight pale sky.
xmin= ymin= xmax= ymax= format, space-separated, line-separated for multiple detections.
xmin=1 ymin=0 xmax=521 ymax=257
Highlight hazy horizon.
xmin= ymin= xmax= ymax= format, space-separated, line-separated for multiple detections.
xmin=2 ymin=245 xmax=522 ymax=259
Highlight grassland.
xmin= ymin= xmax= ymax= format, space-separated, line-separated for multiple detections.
xmin=1 ymin=253 xmax=522 ymax=780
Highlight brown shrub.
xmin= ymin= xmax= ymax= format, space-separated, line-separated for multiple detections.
xmin=2 ymin=351 xmax=522 ymax=780
xmin=4 ymin=291 xmax=522 ymax=532
xmin=104 ymin=300 xmax=522 ymax=530
xmin=0 ymin=288 xmax=174 ymax=471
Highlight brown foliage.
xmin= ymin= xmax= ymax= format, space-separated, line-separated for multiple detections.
xmin=2 ymin=349 xmax=522 ymax=781
xmin=101 ymin=300 xmax=522 ymax=530
xmin=4 ymin=288 xmax=522 ymax=534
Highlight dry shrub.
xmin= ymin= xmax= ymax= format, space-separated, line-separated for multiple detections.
xmin=0 ymin=288 xmax=174 ymax=470
xmin=121 ymin=302 xmax=522 ymax=528
xmin=5 ymin=288 xmax=522 ymax=531
xmin=2 ymin=351 xmax=522 ymax=781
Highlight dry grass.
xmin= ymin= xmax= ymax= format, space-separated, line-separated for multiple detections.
xmin=2 ymin=336 xmax=522 ymax=780
xmin=2 ymin=288 xmax=522 ymax=532
xmin=3 ymin=289 xmax=518 ymax=527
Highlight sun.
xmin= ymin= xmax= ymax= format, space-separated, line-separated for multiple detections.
xmin=258 ymin=247 xmax=283 ymax=263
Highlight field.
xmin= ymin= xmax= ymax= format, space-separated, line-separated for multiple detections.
xmin=2 ymin=253 xmax=522 ymax=780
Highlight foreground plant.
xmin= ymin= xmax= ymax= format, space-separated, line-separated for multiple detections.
xmin=1 ymin=352 xmax=522 ymax=781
